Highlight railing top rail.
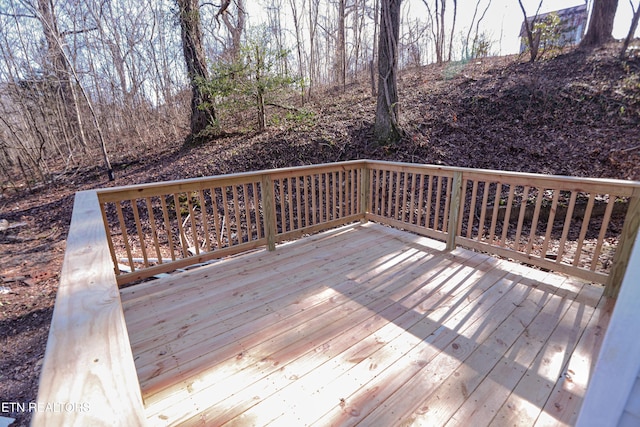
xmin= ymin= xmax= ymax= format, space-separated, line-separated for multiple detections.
xmin=34 ymin=190 xmax=145 ymax=426
xmin=365 ymin=160 xmax=640 ymax=194
xmin=96 ymin=159 xmax=640 ymax=203
xmin=96 ymin=160 xmax=367 ymax=202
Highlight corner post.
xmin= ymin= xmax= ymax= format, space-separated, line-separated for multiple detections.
xmin=261 ymin=174 xmax=277 ymax=251
xmin=446 ymin=171 xmax=463 ymax=251
xmin=605 ymin=188 xmax=640 ymax=298
xmin=360 ymin=162 xmax=370 ymax=223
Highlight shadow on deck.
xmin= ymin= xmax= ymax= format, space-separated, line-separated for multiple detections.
xmin=120 ymin=222 xmax=612 ymax=427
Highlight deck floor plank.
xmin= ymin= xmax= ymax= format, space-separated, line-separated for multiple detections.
xmin=129 ymin=230 xmax=394 ymax=376
xmin=140 ymin=232 xmax=445 ymax=406
xmin=120 ymin=222 xmax=608 ymax=427
xmin=202 ymin=254 xmax=495 ymax=426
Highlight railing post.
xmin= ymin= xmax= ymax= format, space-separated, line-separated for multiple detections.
xmin=605 ymin=188 xmax=640 ymax=298
xmin=261 ymin=174 xmax=277 ymax=251
xmin=360 ymin=162 xmax=370 ymax=223
xmin=446 ymin=171 xmax=463 ymax=251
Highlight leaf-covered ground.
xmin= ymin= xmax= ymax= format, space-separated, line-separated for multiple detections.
xmin=1 ymin=43 xmax=638 ymax=426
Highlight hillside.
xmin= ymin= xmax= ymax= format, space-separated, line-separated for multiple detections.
xmin=1 ymin=44 xmax=639 ymax=426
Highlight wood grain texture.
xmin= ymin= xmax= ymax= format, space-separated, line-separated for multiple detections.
xmin=121 ymin=222 xmax=606 ymax=427
xmin=33 ymin=191 xmax=145 ymax=426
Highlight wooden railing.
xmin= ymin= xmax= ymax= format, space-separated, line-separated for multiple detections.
xmin=365 ymin=161 xmax=640 ymax=297
xmin=33 ymin=191 xmax=146 ymax=426
xmin=35 ymin=159 xmax=640 ymax=426
xmin=97 ymin=161 xmax=364 ymax=285
xmin=99 ymin=160 xmax=640 ymax=297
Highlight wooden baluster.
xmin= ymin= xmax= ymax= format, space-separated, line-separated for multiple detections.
xmin=400 ymin=172 xmax=409 ymax=222
xmin=591 ymin=195 xmax=616 ymax=271
xmin=525 ymin=188 xmax=545 ymax=256
xmin=232 ymin=185 xmax=243 ymax=244
xmin=144 ymin=197 xmax=163 ymax=263
xmin=351 ymin=169 xmax=356 ymax=216
xmin=324 ymin=173 xmax=330 ymax=222
xmin=395 ymin=172 xmax=403 ymax=221
xmin=499 ymin=185 xmax=516 ymax=247
xmin=243 ymin=184 xmax=253 ymax=242
xmin=159 ymin=196 xmax=176 ymax=261
xmin=130 ymin=199 xmax=149 ymax=267
xmin=434 ymin=176 xmax=443 ymax=231
xmin=115 ymin=201 xmax=134 ymax=271
xmin=253 ymin=182 xmax=263 ymax=240
xmin=173 ymin=193 xmax=189 ymax=257
xmin=311 ymin=175 xmax=318 ymax=225
xmin=457 ymin=178 xmax=468 ymax=236
xmin=285 ymin=178 xmax=293 ymax=231
xmin=301 ymin=176 xmax=308 ymax=228
xmin=573 ymin=193 xmax=596 ymax=267
xmin=540 ymin=189 xmax=560 ymax=258
xmin=488 ymin=183 xmax=502 ymax=243
xmin=337 ymin=171 xmax=343 ymax=219
xmin=100 ymin=202 xmax=120 ymax=274
xmin=556 ymin=190 xmax=578 ymax=264
xmin=333 ymin=171 xmax=339 ymax=220
xmin=466 ymin=180 xmax=479 ymax=239
xmin=222 ymin=188 xmax=233 ymax=246
xmin=260 ymin=175 xmax=276 ymax=251
xmin=378 ymin=170 xmax=387 ymax=218
xmin=477 ymin=182 xmax=490 ymax=241
xmin=408 ymin=173 xmax=417 ymax=224
xmin=198 ymin=190 xmax=211 ymax=252
xmin=372 ymin=169 xmax=379 ymax=215
xmin=425 ymin=175 xmax=434 ymax=229
xmin=416 ymin=174 xmax=425 ymax=227
xmin=186 ymin=192 xmax=200 ymax=255
xmin=210 ymin=188 xmax=223 ymax=249
xmin=294 ymin=177 xmax=301 ymax=229
xmin=514 ymin=186 xmax=530 ymax=251
xmin=442 ymin=176 xmax=453 ymax=233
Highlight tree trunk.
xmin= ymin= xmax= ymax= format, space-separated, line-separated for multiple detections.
xmin=36 ymin=0 xmax=87 ymax=150
xmin=288 ymin=0 xmax=305 ymax=104
xmin=517 ymin=0 xmax=543 ymax=62
xmin=372 ymin=0 xmax=379 ymax=96
xmin=176 ymin=0 xmax=216 ymax=138
xmin=620 ymin=1 xmax=640 ymax=58
xmin=581 ymin=0 xmax=619 ymax=47
xmin=336 ymin=0 xmax=346 ymax=89
xmin=448 ymin=0 xmax=457 ymax=62
xmin=220 ymin=0 xmax=246 ymax=61
xmin=374 ymin=0 xmax=402 ymax=144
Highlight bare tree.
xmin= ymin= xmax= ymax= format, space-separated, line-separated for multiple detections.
xmin=421 ymin=0 xmax=447 ymax=64
xmin=336 ymin=0 xmax=346 ymax=89
xmin=620 ymin=0 xmax=640 ymax=58
xmin=35 ymin=0 xmax=90 ymax=150
xmin=581 ymin=0 xmax=619 ymax=47
xmin=216 ymin=0 xmax=246 ymax=61
xmin=465 ymin=0 xmax=492 ymax=59
xmin=176 ymin=0 xmax=216 ymax=138
xmin=288 ymin=0 xmax=306 ymax=103
xmin=374 ymin=0 xmax=402 ymax=144
xmin=307 ymin=0 xmax=320 ymax=98
xmin=447 ymin=0 xmax=457 ymax=62
xmin=517 ymin=0 xmax=544 ymax=62
xmin=371 ymin=0 xmax=379 ymax=96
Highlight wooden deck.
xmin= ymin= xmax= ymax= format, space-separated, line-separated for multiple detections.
xmin=120 ymin=222 xmax=613 ymax=427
